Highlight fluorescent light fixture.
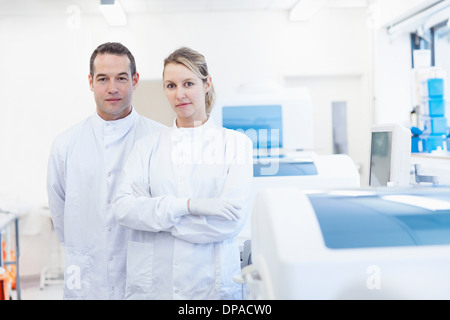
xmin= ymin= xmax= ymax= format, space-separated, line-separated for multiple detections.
xmin=99 ymin=0 xmax=127 ymax=26
xmin=289 ymin=0 xmax=328 ymax=21
xmin=386 ymin=0 xmax=450 ymax=37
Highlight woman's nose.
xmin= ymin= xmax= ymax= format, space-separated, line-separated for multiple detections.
xmin=176 ymin=88 xmax=186 ymax=100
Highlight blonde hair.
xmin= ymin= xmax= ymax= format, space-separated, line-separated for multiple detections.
xmin=164 ymin=47 xmax=216 ymax=115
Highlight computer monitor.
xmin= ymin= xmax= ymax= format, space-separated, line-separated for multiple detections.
xmin=369 ymin=124 xmax=411 ymax=187
xmin=212 ymin=87 xmax=315 ymax=152
xmin=222 ymin=104 xmax=283 ymax=152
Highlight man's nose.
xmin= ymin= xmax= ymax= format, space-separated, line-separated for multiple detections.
xmin=108 ymin=80 xmax=119 ymax=93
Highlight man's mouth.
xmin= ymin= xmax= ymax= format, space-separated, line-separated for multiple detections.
xmin=106 ymin=98 xmax=121 ymax=102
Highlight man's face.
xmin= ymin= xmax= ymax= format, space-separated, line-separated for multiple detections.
xmin=89 ymin=53 xmax=139 ymax=121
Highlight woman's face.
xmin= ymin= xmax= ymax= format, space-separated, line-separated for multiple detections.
xmin=163 ymin=62 xmax=211 ymax=127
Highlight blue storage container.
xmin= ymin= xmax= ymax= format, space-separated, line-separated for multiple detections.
xmin=427 ymin=78 xmax=444 ymax=98
xmin=422 ymin=134 xmax=445 ymax=152
xmin=428 ymin=98 xmax=445 ymax=116
xmin=423 ymin=116 xmax=448 ymax=134
xmin=411 ymin=136 xmax=422 ymax=153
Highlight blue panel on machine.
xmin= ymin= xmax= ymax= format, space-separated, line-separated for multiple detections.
xmin=307 ymin=189 xmax=450 ymax=249
xmin=222 ymin=105 xmax=283 ymax=149
xmin=253 ymin=160 xmax=318 ymax=177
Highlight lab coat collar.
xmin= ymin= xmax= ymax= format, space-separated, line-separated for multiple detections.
xmin=93 ymin=107 xmax=139 ymax=130
xmin=172 ymin=116 xmax=217 ymax=132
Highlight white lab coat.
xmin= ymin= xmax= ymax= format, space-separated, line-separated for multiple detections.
xmin=47 ymin=108 xmax=165 ymax=300
xmin=113 ymin=118 xmax=254 ymax=300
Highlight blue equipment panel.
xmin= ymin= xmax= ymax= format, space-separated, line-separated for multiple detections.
xmin=222 ymin=105 xmax=283 ymax=149
xmin=253 ymin=160 xmax=317 ymax=177
xmin=307 ymin=188 xmax=450 ymax=249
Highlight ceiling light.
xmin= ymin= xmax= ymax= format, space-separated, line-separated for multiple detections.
xmin=289 ymin=0 xmax=328 ymax=21
xmin=99 ymin=0 xmax=127 ymax=26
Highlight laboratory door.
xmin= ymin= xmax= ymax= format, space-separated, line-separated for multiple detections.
xmin=285 ymin=74 xmax=373 ymax=186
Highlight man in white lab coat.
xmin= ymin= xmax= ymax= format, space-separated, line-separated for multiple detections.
xmin=46 ymin=42 xmax=165 ymax=299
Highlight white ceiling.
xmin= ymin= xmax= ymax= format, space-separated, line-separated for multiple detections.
xmin=0 ymin=0 xmax=368 ymax=16
xmin=0 ymin=0 xmax=298 ymax=15
xmin=131 ymin=0 xmax=301 ymax=12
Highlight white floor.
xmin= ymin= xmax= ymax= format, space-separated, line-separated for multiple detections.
xmin=11 ymin=276 xmax=63 ymax=300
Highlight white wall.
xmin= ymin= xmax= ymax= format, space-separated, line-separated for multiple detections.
xmin=0 ymin=4 xmax=374 ymax=207
xmin=373 ymin=0 xmax=445 ymax=126
xmin=374 ymin=28 xmax=413 ymax=125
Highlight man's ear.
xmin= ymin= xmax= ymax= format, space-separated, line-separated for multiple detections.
xmin=133 ymin=72 xmax=140 ymax=90
xmin=88 ymin=74 xmax=94 ymax=91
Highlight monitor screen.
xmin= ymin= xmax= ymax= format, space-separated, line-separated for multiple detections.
xmin=369 ymin=124 xmax=411 ymax=187
xmin=222 ymin=105 xmax=282 ymax=149
xmin=369 ymin=131 xmax=392 ymax=186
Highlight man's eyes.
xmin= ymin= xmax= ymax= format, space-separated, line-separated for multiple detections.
xmin=97 ymin=77 xmax=128 ymax=82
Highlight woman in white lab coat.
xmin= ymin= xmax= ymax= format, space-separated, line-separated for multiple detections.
xmin=113 ymin=47 xmax=254 ymax=300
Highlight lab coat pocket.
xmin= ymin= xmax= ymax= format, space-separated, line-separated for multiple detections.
xmin=63 ymin=246 xmax=91 ymax=299
xmin=126 ymin=241 xmax=154 ymax=296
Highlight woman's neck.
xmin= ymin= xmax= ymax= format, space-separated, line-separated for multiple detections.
xmin=176 ymin=116 xmax=208 ymax=128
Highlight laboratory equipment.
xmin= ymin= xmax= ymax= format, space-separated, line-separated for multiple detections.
xmin=369 ymin=124 xmax=411 ymax=187
xmin=245 ymin=186 xmax=450 ymax=299
xmin=412 ymin=72 xmax=449 ymax=153
xmin=0 ymin=208 xmax=23 ymax=300
xmin=212 ymin=85 xmax=314 ymax=153
xmin=213 ymin=86 xmax=361 ymax=247
xmin=410 ymin=152 xmax=450 ymax=185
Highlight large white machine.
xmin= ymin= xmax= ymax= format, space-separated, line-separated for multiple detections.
xmin=244 ymin=186 xmax=450 ymax=299
xmin=212 ymin=85 xmax=361 ymax=247
xmin=237 ymin=152 xmax=360 ymax=245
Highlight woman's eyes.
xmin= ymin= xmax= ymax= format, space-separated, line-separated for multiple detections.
xmin=166 ymin=81 xmax=195 ymax=89
xmin=166 ymin=82 xmax=194 ymax=89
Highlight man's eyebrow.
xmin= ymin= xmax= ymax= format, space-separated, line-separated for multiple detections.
xmin=95 ymin=72 xmax=129 ymax=79
xmin=95 ymin=73 xmax=107 ymax=79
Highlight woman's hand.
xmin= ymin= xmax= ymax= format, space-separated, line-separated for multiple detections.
xmin=188 ymin=198 xmax=241 ymax=221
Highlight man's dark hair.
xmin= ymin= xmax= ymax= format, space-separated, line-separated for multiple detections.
xmin=89 ymin=42 xmax=136 ymax=77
